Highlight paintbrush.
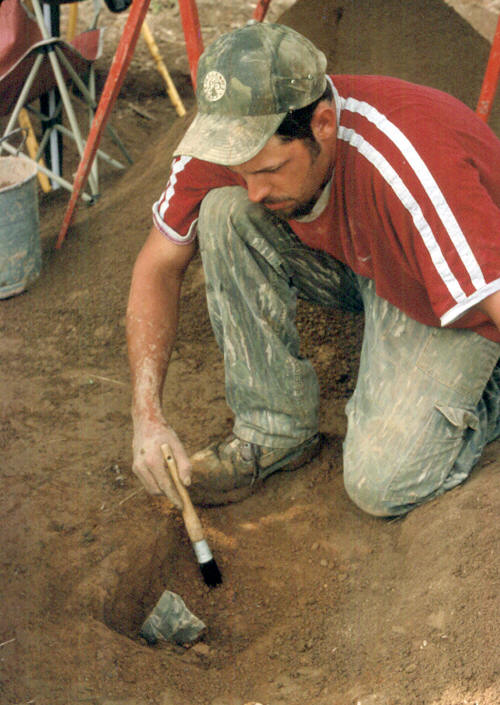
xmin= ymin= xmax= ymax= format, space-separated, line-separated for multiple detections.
xmin=161 ymin=444 xmax=222 ymax=587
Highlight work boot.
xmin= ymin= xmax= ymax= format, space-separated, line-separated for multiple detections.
xmin=188 ymin=433 xmax=322 ymax=506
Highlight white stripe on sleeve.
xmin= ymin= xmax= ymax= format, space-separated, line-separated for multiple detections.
xmin=341 ymin=97 xmax=486 ymax=293
xmin=441 ymin=278 xmax=500 ymax=326
xmin=157 ymin=155 xmax=192 ymax=222
xmin=338 ymin=125 xmax=467 ymax=304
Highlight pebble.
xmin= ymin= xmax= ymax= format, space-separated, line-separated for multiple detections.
xmin=192 ymin=642 xmax=210 ymax=657
xmin=355 ymin=695 xmax=389 ymax=705
xmin=94 ymin=324 xmax=114 ymax=342
xmin=160 ymin=689 xmax=184 ymax=705
xmin=209 ymin=698 xmax=235 ymax=705
xmin=101 ymin=700 xmax=150 ymax=705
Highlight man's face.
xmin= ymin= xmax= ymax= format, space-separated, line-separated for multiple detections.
xmin=230 ymin=134 xmax=334 ymax=220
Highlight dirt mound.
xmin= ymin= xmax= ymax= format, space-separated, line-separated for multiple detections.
xmin=1 ymin=1 xmax=499 ymax=704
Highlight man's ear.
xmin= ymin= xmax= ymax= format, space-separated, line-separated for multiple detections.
xmin=311 ymin=103 xmax=337 ymax=142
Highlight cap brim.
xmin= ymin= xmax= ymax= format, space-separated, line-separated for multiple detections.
xmin=173 ymin=111 xmax=287 ymax=166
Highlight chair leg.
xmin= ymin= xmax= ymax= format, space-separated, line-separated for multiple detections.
xmin=88 ymin=65 xmax=99 ymax=193
xmin=55 ymin=45 xmax=133 ymax=165
xmin=0 ymin=54 xmax=44 ymax=151
xmin=54 ymin=123 xmax=126 ymax=169
xmin=31 ymin=0 xmax=99 ymax=196
xmin=0 ymin=140 xmax=94 ymax=202
xmin=40 ymin=89 xmax=63 ymax=187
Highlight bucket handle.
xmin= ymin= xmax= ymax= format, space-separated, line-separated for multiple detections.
xmin=0 ymin=128 xmax=28 ymax=155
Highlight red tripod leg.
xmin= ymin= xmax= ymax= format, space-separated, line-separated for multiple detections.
xmin=56 ymin=0 xmax=151 ymax=248
xmin=476 ymin=14 xmax=500 ymax=123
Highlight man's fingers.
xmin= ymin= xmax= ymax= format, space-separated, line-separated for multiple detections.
xmin=131 ymin=426 xmax=190 ymax=507
xmin=133 ymin=464 xmax=162 ymax=495
xmin=166 ymin=441 xmax=192 ymax=487
xmin=176 ymin=458 xmax=192 ymax=487
xmin=133 ymin=461 xmax=183 ymax=508
xmin=148 ymin=455 xmax=184 ymax=509
xmin=158 ymin=478 xmax=183 ymax=510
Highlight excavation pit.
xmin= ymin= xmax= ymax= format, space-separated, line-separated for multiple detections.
xmin=73 ymin=512 xmax=201 ymax=642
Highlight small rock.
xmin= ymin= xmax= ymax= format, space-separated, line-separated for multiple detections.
xmin=192 ymin=642 xmax=210 ymax=657
xmin=391 ymin=625 xmax=406 ymax=635
xmin=160 ymin=689 xmax=184 ymax=705
xmin=94 ymin=324 xmax=114 ymax=343
xmin=101 ymin=700 xmax=148 ymax=705
xmin=355 ymin=695 xmax=389 ymax=705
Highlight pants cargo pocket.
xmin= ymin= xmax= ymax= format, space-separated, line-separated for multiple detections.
xmin=382 ymin=403 xmax=481 ymax=511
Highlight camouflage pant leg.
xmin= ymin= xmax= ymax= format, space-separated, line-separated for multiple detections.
xmin=343 ymin=276 xmax=500 ymax=516
xmin=197 ymin=186 xmax=362 ymax=448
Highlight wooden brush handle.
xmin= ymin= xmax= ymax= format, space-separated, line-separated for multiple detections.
xmin=161 ymin=444 xmax=205 ymax=544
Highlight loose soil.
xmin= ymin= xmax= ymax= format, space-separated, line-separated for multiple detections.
xmin=1 ymin=1 xmax=500 ymax=704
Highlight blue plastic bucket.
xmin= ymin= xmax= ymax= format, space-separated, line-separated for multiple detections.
xmin=0 ymin=156 xmax=41 ymax=299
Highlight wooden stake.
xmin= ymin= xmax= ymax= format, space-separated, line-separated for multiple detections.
xmin=66 ymin=3 xmax=79 ymax=41
xmin=141 ymin=20 xmax=186 ymax=117
xmin=18 ymin=109 xmax=51 ymax=192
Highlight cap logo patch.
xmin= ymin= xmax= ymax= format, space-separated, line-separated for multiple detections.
xmin=203 ymin=71 xmax=227 ymax=102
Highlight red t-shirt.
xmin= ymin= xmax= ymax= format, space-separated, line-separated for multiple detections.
xmin=153 ymin=75 xmax=500 ymax=342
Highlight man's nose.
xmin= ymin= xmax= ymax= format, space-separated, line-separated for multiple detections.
xmin=247 ymin=175 xmax=270 ymax=203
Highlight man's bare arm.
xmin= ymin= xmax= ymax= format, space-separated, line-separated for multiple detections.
xmin=478 ymin=289 xmax=500 ymax=332
xmin=126 ymin=224 xmax=196 ymax=505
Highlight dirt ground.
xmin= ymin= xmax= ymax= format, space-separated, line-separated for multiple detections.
xmin=1 ymin=0 xmax=500 ymax=704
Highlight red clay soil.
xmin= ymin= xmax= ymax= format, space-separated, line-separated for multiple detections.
xmin=1 ymin=1 xmax=499 ymax=704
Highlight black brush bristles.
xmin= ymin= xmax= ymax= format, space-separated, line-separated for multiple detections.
xmin=193 ymin=539 xmax=223 ymax=587
xmin=199 ymin=557 xmax=223 ymax=587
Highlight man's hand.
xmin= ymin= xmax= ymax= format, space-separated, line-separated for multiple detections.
xmin=132 ymin=417 xmax=192 ymax=509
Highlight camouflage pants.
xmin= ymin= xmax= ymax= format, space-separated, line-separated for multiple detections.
xmin=197 ymin=186 xmax=500 ymax=515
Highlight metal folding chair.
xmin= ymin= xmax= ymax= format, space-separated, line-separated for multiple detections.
xmin=0 ymin=0 xmax=131 ymax=202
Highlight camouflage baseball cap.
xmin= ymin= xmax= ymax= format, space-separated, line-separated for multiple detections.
xmin=173 ymin=22 xmax=327 ymax=165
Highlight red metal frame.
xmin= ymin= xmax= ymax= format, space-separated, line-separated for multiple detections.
xmin=56 ymin=0 xmax=151 ymax=247
xmin=177 ymin=0 xmax=272 ymax=91
xmin=476 ymin=14 xmax=500 ymax=122
xmin=252 ymin=0 xmax=272 ymax=22
xmin=178 ymin=0 xmax=204 ymax=89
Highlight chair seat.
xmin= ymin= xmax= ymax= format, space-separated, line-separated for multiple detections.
xmin=0 ymin=29 xmax=102 ymax=116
